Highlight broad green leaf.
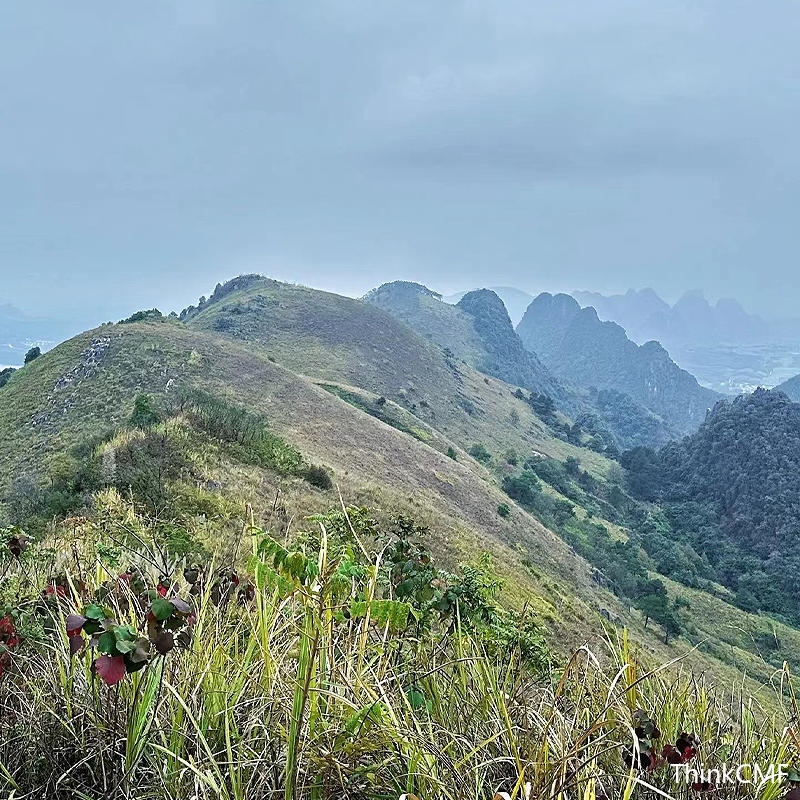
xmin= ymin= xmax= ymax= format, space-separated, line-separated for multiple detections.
xmin=151 ymin=597 xmax=174 ymax=621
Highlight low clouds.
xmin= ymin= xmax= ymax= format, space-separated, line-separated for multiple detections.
xmin=0 ymin=1 xmax=798 ymax=321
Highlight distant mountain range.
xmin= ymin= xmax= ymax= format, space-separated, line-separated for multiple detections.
xmin=367 ymin=281 xmax=678 ymax=449
xmin=517 ymin=292 xmax=721 ymax=436
xmin=571 ymin=288 xmax=800 ymax=393
xmin=572 ymin=288 xmax=770 ymax=349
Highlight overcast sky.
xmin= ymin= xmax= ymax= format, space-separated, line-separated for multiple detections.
xmin=1 ymin=1 xmax=799 ymax=326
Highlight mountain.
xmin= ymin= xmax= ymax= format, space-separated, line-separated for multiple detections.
xmin=572 ymin=288 xmax=670 ymax=337
xmin=0 ymin=285 xmax=659 ymax=668
xmin=365 ymin=281 xmax=565 ymax=404
xmin=622 ymin=388 xmax=800 ymax=619
xmin=4 ymin=274 xmax=800 ymax=798
xmin=573 ymin=288 xmax=768 ymax=347
xmin=517 ymin=293 xmax=721 ymax=436
xmin=775 ymin=372 xmax=800 ymax=401
xmin=366 ymin=281 xmax=676 ymax=449
xmin=178 ymin=276 xmax=600 ymax=467
xmin=444 ymin=286 xmax=535 ymax=326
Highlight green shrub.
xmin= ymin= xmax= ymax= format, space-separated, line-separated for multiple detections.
xmin=497 ymin=503 xmax=510 ymax=518
xmin=119 ymin=308 xmax=163 ymax=324
xmin=304 ymin=464 xmax=333 ymax=490
xmin=469 ymin=443 xmax=491 ymax=463
xmin=129 ymin=394 xmax=161 ymax=429
xmin=502 ymin=471 xmax=541 ymax=508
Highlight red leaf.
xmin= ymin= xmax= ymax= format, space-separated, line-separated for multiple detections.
xmin=93 ymin=655 xmax=127 ymax=685
xmin=65 ymin=614 xmax=86 ymax=637
xmin=69 ymin=634 xmax=84 ymax=656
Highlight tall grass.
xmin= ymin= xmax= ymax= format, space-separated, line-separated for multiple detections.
xmin=1 ymin=502 xmax=798 ymax=799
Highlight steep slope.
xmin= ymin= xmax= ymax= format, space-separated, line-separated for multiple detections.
xmin=622 ymin=388 xmax=800 ymax=620
xmin=517 ymin=293 xmax=721 ymax=436
xmin=367 ymin=281 xmax=675 ymax=449
xmin=364 ymin=281 xmax=565 ymax=403
xmin=1 ymin=299 xmax=796 ymax=699
xmin=364 ymin=281 xmax=574 ymax=407
xmin=0 ymin=317 xmax=624 ymax=650
xmin=456 ymin=289 xmax=564 ymax=398
xmin=775 ymin=372 xmax=800 ymax=401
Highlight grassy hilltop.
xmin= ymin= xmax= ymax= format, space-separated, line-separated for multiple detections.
xmin=1 ymin=276 xmax=799 ymax=798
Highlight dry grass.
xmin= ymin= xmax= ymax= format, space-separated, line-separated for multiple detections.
xmin=3 ymin=499 xmax=799 ymax=800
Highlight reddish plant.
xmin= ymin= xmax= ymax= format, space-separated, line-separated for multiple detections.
xmin=0 ymin=615 xmax=19 ymax=678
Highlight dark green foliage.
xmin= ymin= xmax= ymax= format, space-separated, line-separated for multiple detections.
xmin=446 ymin=446 xmax=457 ymax=460
xmin=129 ymin=394 xmax=161 ymax=429
xmin=0 ymin=367 xmax=15 ymax=388
xmin=24 ymin=347 xmax=41 ymax=365
xmin=568 ymin=412 xmax=620 ymax=457
xmin=619 ymin=447 xmax=662 ymax=500
xmin=468 ymin=443 xmax=491 ymax=463
xmin=525 ymin=457 xmax=581 ymax=502
xmin=513 ymin=388 xmax=556 ymax=422
xmin=623 ymin=389 xmax=800 ymax=619
xmin=4 ymin=448 xmax=104 ymax=532
xmin=502 ymin=471 xmax=540 ymax=507
xmin=497 ymin=503 xmax=510 ymax=518
xmin=590 ymin=388 xmax=676 ymax=450
xmin=118 ymin=309 xmax=163 ymax=324
xmin=304 ymin=464 xmax=332 ymax=490
xmin=113 ymin=432 xmax=188 ymax=513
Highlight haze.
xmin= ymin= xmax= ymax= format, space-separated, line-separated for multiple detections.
xmin=1 ymin=1 xmax=799 ymax=327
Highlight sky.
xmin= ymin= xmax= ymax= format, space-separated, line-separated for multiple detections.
xmin=1 ymin=1 xmax=800 ymax=328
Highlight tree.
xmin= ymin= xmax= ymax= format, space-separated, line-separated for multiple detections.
xmin=24 ymin=346 xmax=41 ymax=364
xmin=635 ymin=593 xmax=668 ymax=629
xmin=661 ymin=609 xmax=682 ymax=644
xmin=565 ymin=456 xmax=580 ymax=477
xmin=502 ymin=472 xmax=541 ymax=509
